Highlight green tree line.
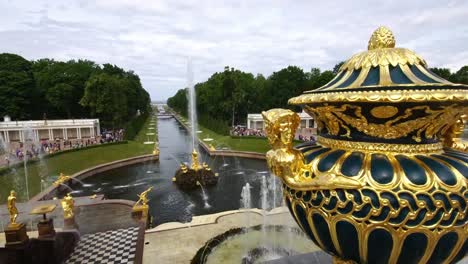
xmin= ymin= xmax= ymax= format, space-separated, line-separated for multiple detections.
xmin=168 ymin=64 xmax=468 ymax=135
xmin=0 ymin=53 xmax=151 ymax=128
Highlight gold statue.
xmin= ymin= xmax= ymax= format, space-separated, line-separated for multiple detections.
xmin=180 ymin=163 xmax=188 ymax=173
xmin=61 ymin=193 xmax=75 ymax=219
xmin=443 ymin=115 xmax=467 ymax=151
xmin=202 ymin=162 xmax=211 ymax=171
xmin=191 ymin=149 xmax=200 ymax=171
xmin=262 ymin=109 xmax=362 ymax=190
xmin=134 ymin=186 xmax=153 ymax=207
xmin=153 ymin=148 xmax=160 ymax=155
xmin=7 ymin=190 xmax=19 ymax=226
xmin=53 ymin=173 xmax=71 ymax=187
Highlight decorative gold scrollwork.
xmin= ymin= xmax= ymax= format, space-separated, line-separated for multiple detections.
xmin=305 ymin=104 xmax=466 ymax=142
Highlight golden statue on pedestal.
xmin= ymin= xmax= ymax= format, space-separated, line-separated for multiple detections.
xmin=134 ymin=186 xmax=153 ymax=207
xmin=53 ymin=173 xmax=71 ymax=187
xmin=61 ymin=193 xmax=75 ymax=219
xmin=191 ymin=149 xmax=201 ymax=171
xmin=7 ymin=190 xmax=19 ymax=227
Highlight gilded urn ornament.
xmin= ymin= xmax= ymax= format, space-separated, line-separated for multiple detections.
xmin=263 ymin=27 xmax=467 ymax=264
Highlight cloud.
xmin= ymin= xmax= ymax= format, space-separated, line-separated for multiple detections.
xmin=0 ymin=0 xmax=467 ymax=101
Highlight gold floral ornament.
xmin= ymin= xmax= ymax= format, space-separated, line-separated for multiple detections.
xmin=262 ymin=109 xmax=362 ymax=190
xmin=367 ymin=26 xmax=395 ymax=50
xmin=61 ymin=193 xmax=75 ymax=219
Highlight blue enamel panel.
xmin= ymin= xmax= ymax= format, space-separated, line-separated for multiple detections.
xmin=416 ymin=156 xmax=457 ymax=186
xmin=362 ymin=66 xmax=380 ymax=86
xmin=318 ymin=70 xmax=346 ymax=90
xmin=431 ymin=155 xmax=468 ymax=179
xmin=409 ymin=64 xmax=440 ymax=83
xmin=451 ymin=239 xmax=468 ymax=264
xmin=336 ymin=221 xmax=360 ymax=263
xmin=396 ymin=155 xmax=427 ymax=185
xmin=292 ymin=203 xmax=319 ymax=246
xmin=367 ymin=229 xmax=393 ymax=263
xmin=396 ymin=233 xmax=428 ymax=264
xmin=371 ymin=154 xmax=394 ymax=184
xmin=389 ymin=65 xmax=412 ymax=84
xmin=336 ymin=69 xmax=361 ymax=88
xmin=427 ymin=232 xmax=458 ymax=264
xmin=317 ymin=150 xmax=346 ymax=172
xmin=311 ymin=213 xmax=338 ymax=255
xmin=304 ymin=148 xmax=330 ymax=163
xmin=341 ymin=151 xmax=364 ymax=177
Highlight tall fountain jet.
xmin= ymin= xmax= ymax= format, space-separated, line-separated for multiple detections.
xmin=172 ymin=59 xmax=218 ymax=190
xmin=187 ymin=58 xmax=199 ymax=160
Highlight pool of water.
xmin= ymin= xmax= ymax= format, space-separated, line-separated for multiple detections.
xmin=193 ymin=225 xmax=316 ymax=264
xmin=67 ymin=118 xmax=279 ymax=226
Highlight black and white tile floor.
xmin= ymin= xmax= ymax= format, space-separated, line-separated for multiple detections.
xmin=66 ymin=226 xmax=139 ymax=264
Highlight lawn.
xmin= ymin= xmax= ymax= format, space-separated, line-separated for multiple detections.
xmin=0 ymin=113 xmax=157 ymax=202
xmin=175 ymin=114 xmax=272 ymax=154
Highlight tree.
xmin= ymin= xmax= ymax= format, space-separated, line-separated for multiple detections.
xmin=333 ymin=61 xmax=345 ymax=75
xmin=80 ymin=73 xmax=128 ymax=128
xmin=46 ymin=83 xmax=75 ymax=118
xmin=453 ymin=66 xmax=468 ymax=84
xmin=0 ymin=53 xmax=37 ymax=119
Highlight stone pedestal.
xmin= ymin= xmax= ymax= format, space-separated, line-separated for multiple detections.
xmin=4 ymin=223 xmax=29 ymax=249
xmin=37 ymin=218 xmax=56 ymax=239
xmin=132 ymin=205 xmax=149 ymax=221
xmin=64 ymin=216 xmax=79 ymax=230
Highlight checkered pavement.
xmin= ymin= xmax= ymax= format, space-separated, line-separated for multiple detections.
xmin=65 ymin=226 xmax=140 ymax=264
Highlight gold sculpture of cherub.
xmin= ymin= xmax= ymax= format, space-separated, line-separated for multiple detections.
xmin=134 ymin=186 xmax=153 ymax=207
xmin=61 ymin=193 xmax=75 ymax=219
xmin=7 ymin=190 xmax=19 ymax=227
xmin=262 ymin=109 xmax=362 ymax=190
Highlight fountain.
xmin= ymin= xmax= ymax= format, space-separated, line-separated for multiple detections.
xmin=240 ymin=183 xmax=251 ymax=210
xmin=187 ymin=58 xmax=198 ymax=153
xmin=191 ymin=225 xmax=313 ymax=264
xmin=172 ymin=59 xmax=218 ymax=190
xmin=196 ymin=181 xmax=211 ymax=209
xmin=172 ymin=150 xmax=217 ymax=189
xmin=262 ymin=27 xmax=468 ymax=263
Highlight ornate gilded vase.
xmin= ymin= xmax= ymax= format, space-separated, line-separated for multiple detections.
xmin=262 ymin=27 xmax=467 ymax=264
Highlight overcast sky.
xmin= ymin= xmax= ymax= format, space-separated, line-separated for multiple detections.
xmin=1 ymin=0 xmax=467 ymax=101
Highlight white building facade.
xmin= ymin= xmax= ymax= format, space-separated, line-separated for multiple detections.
xmin=0 ymin=116 xmax=100 ymax=143
xmin=247 ymin=111 xmax=316 ymax=130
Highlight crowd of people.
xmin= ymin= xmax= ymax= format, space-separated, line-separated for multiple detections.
xmin=1 ymin=129 xmax=125 ymax=167
xmin=231 ymin=125 xmax=316 ymax=142
xmin=230 ymin=126 xmax=265 ymax=137
xmin=298 ymin=134 xmax=316 ymax=142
